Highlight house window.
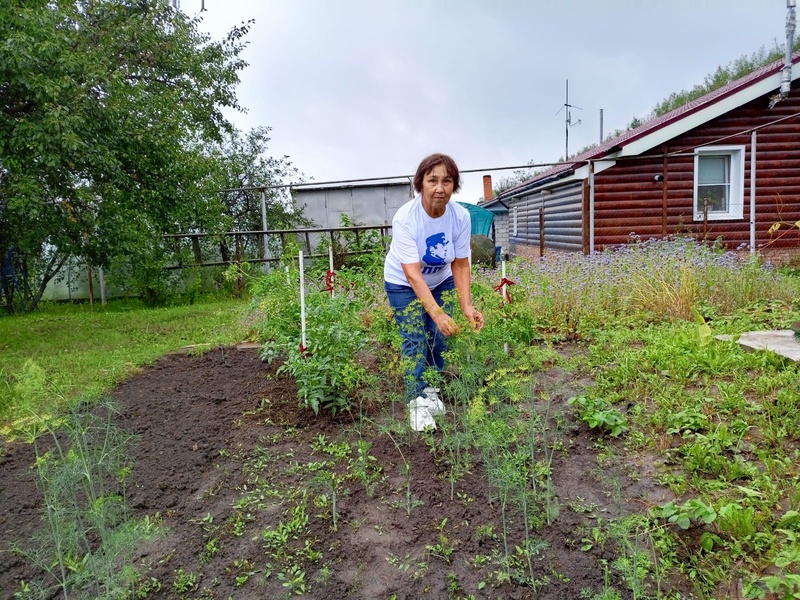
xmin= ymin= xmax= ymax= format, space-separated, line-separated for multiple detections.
xmin=693 ymin=146 xmax=744 ymax=220
xmin=512 ymin=206 xmax=518 ymax=236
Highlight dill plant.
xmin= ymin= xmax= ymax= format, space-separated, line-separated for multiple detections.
xmin=10 ymin=397 xmax=157 ymax=599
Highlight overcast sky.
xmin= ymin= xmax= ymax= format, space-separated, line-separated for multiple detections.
xmin=190 ymin=0 xmax=792 ymax=203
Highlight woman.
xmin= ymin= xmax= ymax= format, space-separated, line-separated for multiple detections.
xmin=384 ymin=153 xmax=485 ymax=431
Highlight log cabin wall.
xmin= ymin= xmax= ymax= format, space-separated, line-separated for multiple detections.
xmin=508 ymin=181 xmax=583 ymax=255
xmin=593 ymin=90 xmax=800 ymax=252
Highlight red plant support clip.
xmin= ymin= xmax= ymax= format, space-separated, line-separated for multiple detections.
xmin=493 ymin=277 xmax=516 ymax=305
xmin=299 ymin=343 xmax=313 ymax=359
xmin=324 ymin=270 xmax=335 ymax=294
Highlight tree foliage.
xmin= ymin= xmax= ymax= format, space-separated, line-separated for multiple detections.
xmin=195 ymin=126 xmax=311 ymax=267
xmin=208 ymin=126 xmax=309 ymax=233
xmin=647 ymin=44 xmax=796 ymax=119
xmin=0 ymin=0 xmax=250 ymax=313
xmin=492 ymin=160 xmax=541 ymax=197
xmin=602 ymin=42 xmax=800 ymax=144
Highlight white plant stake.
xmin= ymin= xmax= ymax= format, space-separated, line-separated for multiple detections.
xmin=502 ymin=258 xmax=509 ymax=355
xmin=299 ymin=250 xmax=307 ymax=349
xmin=328 ymin=245 xmax=335 ymax=298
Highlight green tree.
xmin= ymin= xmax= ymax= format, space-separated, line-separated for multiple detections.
xmin=0 ymin=0 xmax=250 ymax=313
xmin=646 ymin=44 xmax=796 ymax=119
xmin=493 ymin=160 xmax=540 ymax=196
xmin=203 ymin=126 xmax=311 ymax=264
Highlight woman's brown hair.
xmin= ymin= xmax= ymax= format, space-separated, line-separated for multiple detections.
xmin=413 ymin=153 xmax=461 ymax=194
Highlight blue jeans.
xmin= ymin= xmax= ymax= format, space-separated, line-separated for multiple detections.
xmin=385 ymin=276 xmax=455 ymax=402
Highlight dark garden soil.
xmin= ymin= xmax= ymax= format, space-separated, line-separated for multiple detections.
xmin=0 ymin=345 xmax=681 ymax=600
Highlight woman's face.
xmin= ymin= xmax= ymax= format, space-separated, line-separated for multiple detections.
xmin=420 ymin=164 xmax=454 ymax=216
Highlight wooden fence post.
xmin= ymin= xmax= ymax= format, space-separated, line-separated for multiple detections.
xmin=192 ymin=236 xmax=202 ymax=264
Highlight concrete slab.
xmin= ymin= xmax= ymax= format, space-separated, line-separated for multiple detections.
xmin=716 ymin=330 xmax=800 ymax=362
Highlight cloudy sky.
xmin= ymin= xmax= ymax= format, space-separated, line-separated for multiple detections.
xmin=190 ymin=0 xmax=792 ymax=203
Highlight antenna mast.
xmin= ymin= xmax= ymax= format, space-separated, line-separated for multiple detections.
xmin=556 ymin=80 xmax=582 ymax=159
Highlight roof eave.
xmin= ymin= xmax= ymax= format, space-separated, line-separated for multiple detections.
xmin=616 ymin=69 xmax=797 ymax=157
xmin=498 ymin=169 xmax=576 ymax=200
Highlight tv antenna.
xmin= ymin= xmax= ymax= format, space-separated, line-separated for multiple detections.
xmin=555 ymin=79 xmax=581 ymax=159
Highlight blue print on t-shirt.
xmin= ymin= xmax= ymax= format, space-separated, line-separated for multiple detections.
xmin=423 ymin=232 xmax=449 ymax=266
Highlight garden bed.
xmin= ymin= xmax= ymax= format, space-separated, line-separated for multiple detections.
xmin=0 ymin=344 xmax=677 ymax=599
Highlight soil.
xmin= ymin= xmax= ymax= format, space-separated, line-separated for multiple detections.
xmin=0 ymin=345 xmax=680 ymax=600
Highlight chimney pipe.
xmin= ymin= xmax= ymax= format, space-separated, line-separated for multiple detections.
xmin=773 ymin=0 xmax=797 ymax=107
xmin=482 ymin=175 xmax=493 ymax=202
xmin=782 ymin=0 xmax=796 ymax=95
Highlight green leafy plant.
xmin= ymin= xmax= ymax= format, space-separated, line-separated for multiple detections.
xmin=258 ymin=269 xmax=372 ymax=415
xmin=227 ymin=558 xmax=260 ymax=588
xmin=568 ymin=395 xmax=628 ymax=437
xmin=425 ymin=519 xmax=455 ymax=563
xmin=172 ymin=568 xmax=198 ymax=594
xmin=651 ymin=499 xmax=717 ymax=531
xmin=312 ymin=469 xmax=346 ymax=532
xmin=717 ymin=502 xmax=757 ymax=539
xmin=745 ymin=573 xmax=800 ymax=599
xmin=310 ymin=434 xmax=351 ymax=459
xmin=262 ymin=504 xmax=310 ymax=562
xmin=351 ymin=438 xmax=383 ymax=498
xmin=200 ymin=537 xmax=220 ymax=564
xmin=386 ymin=552 xmax=429 ymax=580
xmin=277 ymin=564 xmax=307 ymax=595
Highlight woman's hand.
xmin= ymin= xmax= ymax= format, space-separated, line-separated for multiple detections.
xmin=433 ymin=307 xmax=483 ymax=336
xmin=433 ymin=311 xmax=460 ymax=337
xmin=463 ymin=306 xmax=484 ymax=332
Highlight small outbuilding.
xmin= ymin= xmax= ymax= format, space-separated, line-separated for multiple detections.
xmin=292 ymin=180 xmax=413 ymax=229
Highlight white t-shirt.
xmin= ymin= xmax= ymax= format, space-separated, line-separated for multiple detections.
xmin=384 ymin=194 xmax=472 ymax=288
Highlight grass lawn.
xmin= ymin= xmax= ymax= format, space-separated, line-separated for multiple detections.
xmin=0 ymin=296 xmax=250 ymax=423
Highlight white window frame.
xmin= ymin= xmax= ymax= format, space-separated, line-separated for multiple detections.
xmin=512 ymin=206 xmax=518 ymax=236
xmin=693 ymin=145 xmax=745 ymax=221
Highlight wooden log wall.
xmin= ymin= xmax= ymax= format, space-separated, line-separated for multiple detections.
xmin=509 ymin=181 xmax=583 ymax=252
xmin=593 ymin=89 xmax=800 ymax=251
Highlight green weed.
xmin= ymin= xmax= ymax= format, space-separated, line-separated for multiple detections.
xmin=568 ymin=395 xmax=628 ymax=437
xmin=172 ymin=568 xmax=198 ymax=594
